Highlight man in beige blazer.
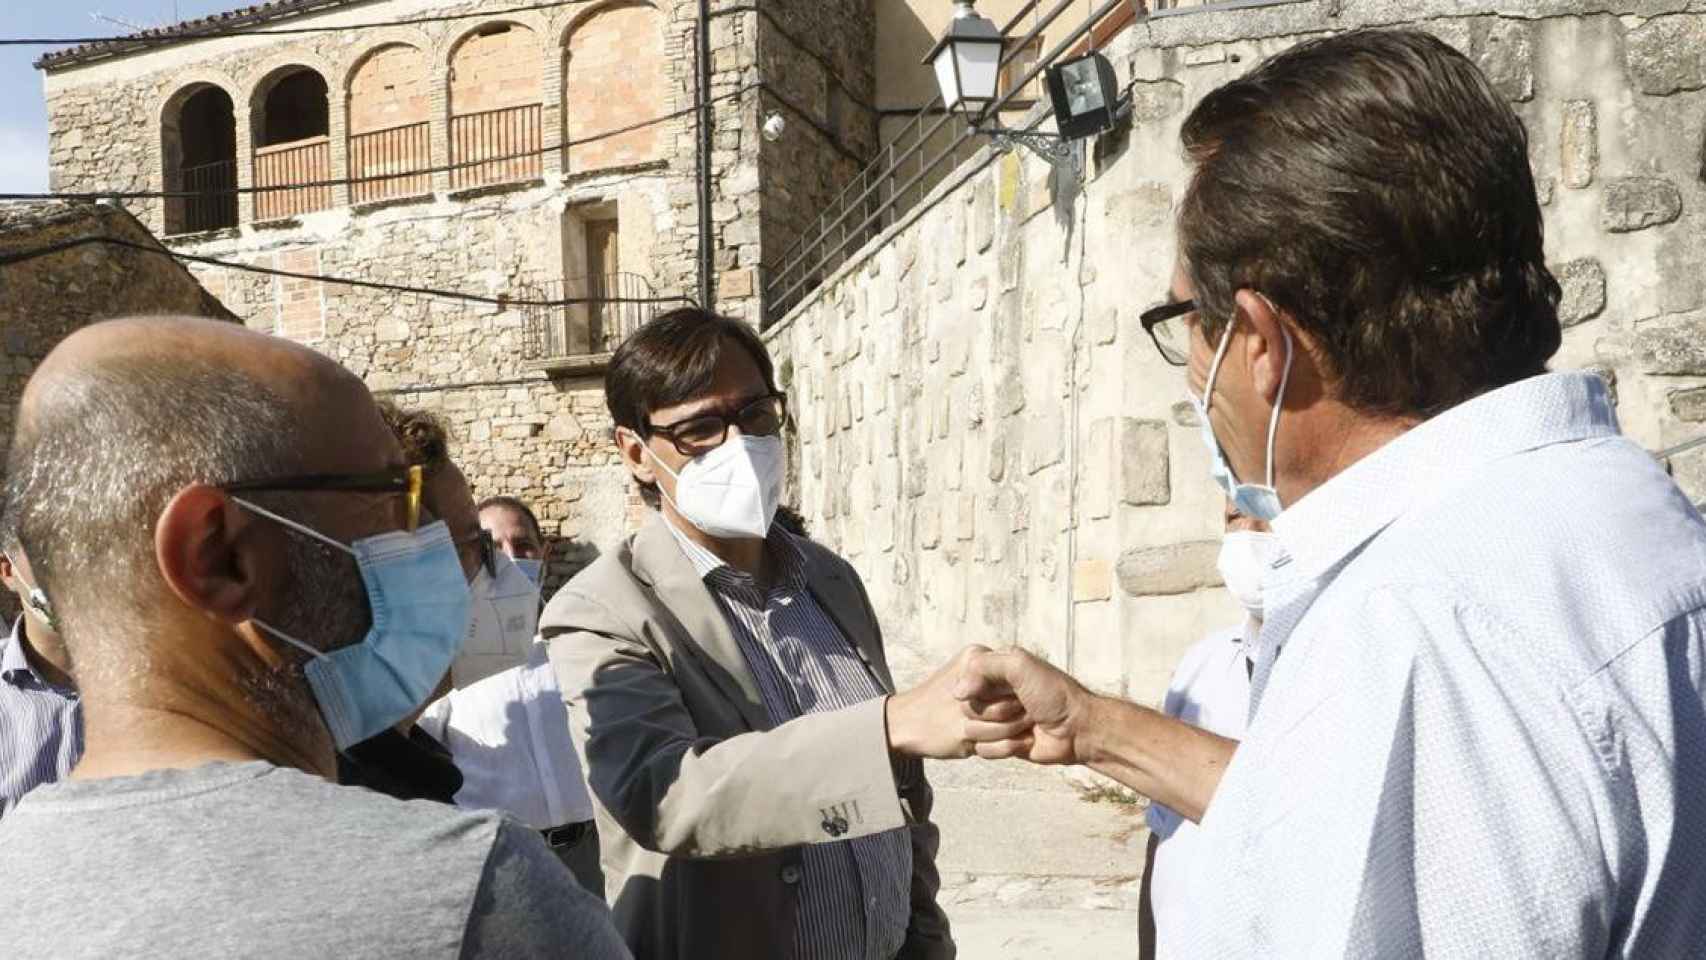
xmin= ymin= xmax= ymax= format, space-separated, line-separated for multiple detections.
xmin=543 ymin=308 xmax=1006 ymax=960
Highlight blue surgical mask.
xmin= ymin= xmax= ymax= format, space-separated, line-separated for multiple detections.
xmin=512 ymin=557 xmax=544 ymax=585
xmin=233 ymin=498 xmax=472 ymax=751
xmin=1186 ymin=314 xmax=1293 ymax=522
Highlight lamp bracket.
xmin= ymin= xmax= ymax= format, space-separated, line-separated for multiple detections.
xmin=973 ymin=122 xmax=1079 ymax=169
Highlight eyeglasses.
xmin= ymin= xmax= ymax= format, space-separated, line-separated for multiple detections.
xmin=458 ymin=528 xmax=497 ymax=580
xmin=222 ymin=464 xmax=424 ymax=533
xmin=647 ymin=392 xmax=788 ymax=456
xmin=1139 ymin=298 xmax=1195 ymax=368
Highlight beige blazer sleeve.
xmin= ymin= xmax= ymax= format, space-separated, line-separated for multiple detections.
xmin=545 ymin=586 xmax=911 ymax=859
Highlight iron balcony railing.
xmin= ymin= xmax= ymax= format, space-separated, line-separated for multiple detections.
xmin=522 ymin=272 xmax=660 ymax=363
xmin=348 ymin=120 xmax=432 ymax=205
xmin=253 ymin=135 xmax=333 ymax=221
xmin=450 ymin=103 xmax=544 ymax=191
xmin=175 ymin=157 xmax=237 ymax=233
xmin=760 ymin=0 xmax=1308 ymax=324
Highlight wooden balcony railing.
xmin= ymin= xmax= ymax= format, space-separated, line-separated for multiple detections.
xmin=348 ymin=121 xmax=432 ymax=205
xmin=254 ymin=135 xmax=332 ymax=221
xmin=176 ymin=158 xmax=238 ymax=233
xmin=449 ymin=104 xmax=543 ymax=191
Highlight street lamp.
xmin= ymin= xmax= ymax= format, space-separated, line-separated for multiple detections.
xmin=924 ymin=1 xmax=1123 ymax=174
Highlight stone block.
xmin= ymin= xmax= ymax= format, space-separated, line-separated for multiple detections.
xmin=1670 ymin=386 xmax=1706 ymax=422
xmin=1128 ymin=80 xmax=1185 ymax=122
xmin=1554 ymin=258 xmax=1606 ymax=328
xmin=376 ymin=317 xmax=411 ymax=342
xmin=972 ymin=179 xmax=996 ymax=254
xmin=1559 ymin=100 xmax=1596 ymax=190
xmin=1635 ymin=311 xmax=1706 ymax=374
xmin=1089 ymin=306 xmax=1118 ymax=346
xmin=1478 ymin=18 xmax=1534 ymax=103
xmin=1025 ymin=411 xmax=1066 ymax=475
xmin=1116 ymin=540 xmax=1222 ymax=597
xmin=1120 ymin=418 xmax=1170 ymax=506
xmin=1084 ymin=418 xmax=1114 ymax=521
xmin=1601 ymin=178 xmax=1683 ymax=233
xmin=1170 ymin=400 xmax=1199 ymax=427
xmin=717 ymin=268 xmax=754 ymax=299
xmin=1072 ymin=559 xmax=1113 ymax=603
xmin=1626 ymin=14 xmax=1706 ymax=96
xmin=1106 ymin=182 xmax=1171 ymax=231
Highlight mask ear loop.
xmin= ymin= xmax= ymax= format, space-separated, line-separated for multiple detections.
xmin=1264 ymin=327 xmax=1294 ymax=492
xmin=228 ymin=496 xmax=353 ymax=663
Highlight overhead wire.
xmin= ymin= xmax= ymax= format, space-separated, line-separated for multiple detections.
xmin=0 ymin=235 xmax=697 ymax=309
xmin=0 ymin=84 xmax=758 ymax=201
xmin=3 ymin=1 xmax=599 ymax=47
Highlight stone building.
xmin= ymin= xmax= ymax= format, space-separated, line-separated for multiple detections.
xmin=36 ymin=0 xmax=878 ymax=684
xmin=0 ymin=198 xmax=236 ymax=622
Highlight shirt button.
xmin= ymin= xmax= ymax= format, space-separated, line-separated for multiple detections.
xmin=780 ymin=865 xmax=802 ymax=885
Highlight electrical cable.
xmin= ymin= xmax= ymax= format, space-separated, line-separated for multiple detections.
xmin=6 ymin=1 xmax=597 ymax=47
xmin=0 ymin=84 xmax=757 ymax=202
xmin=0 ymin=234 xmax=697 ymax=309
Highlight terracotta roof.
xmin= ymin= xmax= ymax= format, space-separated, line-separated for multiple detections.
xmin=34 ymin=0 xmax=372 ymax=71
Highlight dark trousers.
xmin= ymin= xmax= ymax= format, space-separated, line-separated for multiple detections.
xmin=545 ymin=820 xmax=604 ymax=900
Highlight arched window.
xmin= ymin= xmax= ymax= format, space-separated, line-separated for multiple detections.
xmin=347 ymin=44 xmax=432 ymax=203
xmin=563 ymin=2 xmax=666 ymax=173
xmin=251 ymin=66 xmax=331 ymax=219
xmin=448 ymin=22 xmax=543 ymax=189
xmin=161 ymin=84 xmax=237 ymax=234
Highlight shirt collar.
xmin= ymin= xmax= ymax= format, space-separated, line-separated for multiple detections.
xmin=1270 ymin=371 xmax=1620 ymax=580
xmin=2 ymin=615 xmax=38 ymax=686
xmin=662 ymin=515 xmax=809 ymax=592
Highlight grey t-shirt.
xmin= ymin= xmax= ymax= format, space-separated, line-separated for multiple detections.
xmin=0 ymin=761 xmax=631 ymax=959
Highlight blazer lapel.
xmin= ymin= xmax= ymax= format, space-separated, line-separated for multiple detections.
xmin=630 ymin=515 xmax=773 ymax=731
xmin=801 ymin=552 xmax=896 ymax=693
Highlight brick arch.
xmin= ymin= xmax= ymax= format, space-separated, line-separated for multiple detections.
xmin=560 ymin=0 xmax=668 ymax=172
xmin=341 ymin=26 xmax=437 ymax=94
xmin=446 ymin=20 xmax=547 ymax=189
xmin=346 ymin=42 xmax=432 ymax=132
xmin=242 ymin=52 xmax=339 ymax=111
xmin=555 ymin=0 xmax=660 ymax=43
xmin=158 ymin=74 xmax=242 ymax=234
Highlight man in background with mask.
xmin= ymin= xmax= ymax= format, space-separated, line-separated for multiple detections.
xmin=956 ymin=30 xmax=1706 ymax=956
xmin=0 ymin=519 xmax=81 ymax=818
xmin=543 ymin=307 xmax=988 ymax=959
xmin=0 ymin=316 xmax=628 ymax=958
xmin=1137 ymin=502 xmax=1272 ymax=960
xmin=421 ymin=493 xmax=603 ymax=896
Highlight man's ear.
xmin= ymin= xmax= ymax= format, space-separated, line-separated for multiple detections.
xmin=0 ymin=551 xmax=16 ymax=593
xmin=615 ymin=427 xmax=657 ymax=487
xmin=155 ymin=485 xmax=268 ymax=627
xmin=1234 ymin=289 xmax=1293 ymax=405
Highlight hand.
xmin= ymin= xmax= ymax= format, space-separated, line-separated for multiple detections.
xmin=886 ymin=645 xmax=1031 ymax=759
xmin=954 ymin=647 xmax=1094 ymax=765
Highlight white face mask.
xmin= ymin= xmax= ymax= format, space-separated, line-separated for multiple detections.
xmin=1187 ymin=314 xmax=1293 ymax=522
xmin=464 ymin=550 xmax=541 ymax=656
xmin=1217 ymin=530 xmax=1281 ymax=619
xmin=644 ymin=433 xmax=785 ymax=540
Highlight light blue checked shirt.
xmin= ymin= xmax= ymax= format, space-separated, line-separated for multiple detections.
xmin=666 ymin=519 xmax=913 ymax=960
xmin=0 ymin=616 xmax=81 ymax=819
xmin=1175 ymin=372 xmax=1706 ymax=959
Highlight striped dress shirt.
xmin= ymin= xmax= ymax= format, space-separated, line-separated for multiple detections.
xmin=667 ymin=520 xmax=913 ymax=960
xmin=0 ymin=616 xmax=82 ymax=819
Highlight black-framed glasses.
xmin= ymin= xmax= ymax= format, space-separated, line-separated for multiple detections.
xmin=1140 ymin=298 xmax=1195 ymax=368
xmin=458 ymin=528 xmax=497 ymax=580
xmin=647 ymin=392 xmax=788 ymax=456
xmin=222 ymin=464 xmax=424 ymax=532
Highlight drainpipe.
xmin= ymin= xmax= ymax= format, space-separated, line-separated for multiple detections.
xmin=696 ymin=0 xmax=715 ymax=309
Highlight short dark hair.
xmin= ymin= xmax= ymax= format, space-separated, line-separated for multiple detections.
xmin=477 ymin=495 xmax=543 ymax=542
xmin=1178 ymin=28 xmax=1561 ymax=419
xmin=377 ymin=401 xmax=451 ymax=474
xmin=605 ymin=307 xmax=779 ymax=503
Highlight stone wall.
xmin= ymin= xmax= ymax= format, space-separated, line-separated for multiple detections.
xmin=766 ymin=0 xmax=1706 ymax=702
xmin=0 ymin=199 xmax=235 ymax=623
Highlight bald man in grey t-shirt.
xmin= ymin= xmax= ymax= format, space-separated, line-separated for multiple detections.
xmin=0 ymin=761 xmax=626 ymax=959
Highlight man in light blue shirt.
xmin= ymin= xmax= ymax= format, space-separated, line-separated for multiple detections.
xmin=954 ymin=29 xmax=1706 ymax=957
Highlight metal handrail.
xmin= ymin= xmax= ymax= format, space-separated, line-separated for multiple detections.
xmin=764 ymin=0 xmax=1054 ymax=297
xmin=764 ymin=0 xmax=1127 ymax=322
